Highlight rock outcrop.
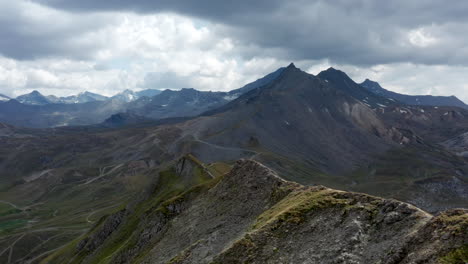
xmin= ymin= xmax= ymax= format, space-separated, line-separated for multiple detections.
xmin=45 ymin=160 xmax=468 ymax=264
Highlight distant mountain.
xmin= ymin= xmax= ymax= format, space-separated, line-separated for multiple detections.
xmin=127 ymin=69 xmax=285 ymax=119
xmin=360 ymin=79 xmax=468 ymax=109
xmin=16 ymin=90 xmax=51 ymax=105
xmin=101 ymin=112 xmax=154 ymax=128
xmin=109 ymin=89 xmax=162 ymax=103
xmin=0 ymin=93 xmax=10 ymax=101
xmin=47 ymin=91 xmax=108 ymax=104
xmin=111 ymin=89 xmax=139 ymax=103
xmin=2 ymin=69 xmax=285 ymax=127
xmin=16 ymin=90 xmax=108 ymax=105
xmin=0 ymin=71 xmax=279 ymax=127
xmin=128 ymin=88 xmax=230 ymax=119
xmin=15 ymin=89 xmax=162 ymax=106
xmin=136 ymin=89 xmax=162 ymax=98
xmin=226 ymin=66 xmax=285 ymax=98
xmin=318 ymin=68 xmax=396 ymax=108
xmin=0 ymin=99 xmax=128 ymax=128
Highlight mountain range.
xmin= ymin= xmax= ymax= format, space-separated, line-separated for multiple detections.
xmin=1 ymin=65 xmax=467 ymax=129
xmin=0 ymin=63 xmax=466 ymax=263
xmin=0 ymin=68 xmax=286 ymax=128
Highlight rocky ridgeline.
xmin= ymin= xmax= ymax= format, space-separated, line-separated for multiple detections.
xmin=46 ymin=160 xmax=467 ymax=264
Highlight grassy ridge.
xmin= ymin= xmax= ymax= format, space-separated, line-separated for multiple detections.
xmin=42 ymin=157 xmax=232 ymax=264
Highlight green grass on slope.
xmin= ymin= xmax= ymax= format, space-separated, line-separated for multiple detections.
xmin=0 ymin=219 xmax=27 ymax=234
xmin=440 ymin=245 xmax=468 ymax=264
xmin=0 ymin=203 xmax=21 ymax=217
xmin=42 ymin=158 xmax=231 ymax=264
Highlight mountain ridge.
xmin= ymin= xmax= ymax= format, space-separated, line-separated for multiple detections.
xmin=361 ymin=78 xmax=468 ymax=109
xmin=44 ymin=159 xmax=468 ymax=264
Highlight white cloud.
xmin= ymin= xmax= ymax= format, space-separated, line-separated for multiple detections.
xmin=408 ymin=27 xmax=438 ymax=47
xmin=0 ymin=0 xmax=467 ymax=105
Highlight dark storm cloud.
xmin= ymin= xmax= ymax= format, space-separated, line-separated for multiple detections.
xmin=32 ymin=0 xmax=468 ymax=66
xmin=0 ymin=0 xmax=115 ymax=60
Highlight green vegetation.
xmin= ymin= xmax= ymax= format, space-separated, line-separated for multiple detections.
xmin=0 ymin=219 xmax=27 ymax=234
xmin=207 ymin=162 xmax=232 ymax=177
xmin=0 ymin=203 xmax=21 ymax=216
xmin=435 ymin=210 xmax=468 ymax=235
xmin=440 ymin=245 xmax=468 ymax=264
xmin=44 ymin=156 xmax=227 ymax=264
xmin=253 ymin=189 xmax=353 ymax=230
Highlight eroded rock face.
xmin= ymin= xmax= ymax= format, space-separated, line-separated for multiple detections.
xmin=77 ymin=209 xmax=126 ymax=253
xmin=57 ymin=160 xmax=467 ymax=264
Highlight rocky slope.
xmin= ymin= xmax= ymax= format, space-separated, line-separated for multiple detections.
xmin=197 ymin=63 xmax=399 ymax=174
xmin=44 ymin=160 xmax=468 ymax=264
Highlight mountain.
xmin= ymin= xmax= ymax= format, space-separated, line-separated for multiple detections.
xmin=200 ymin=63 xmax=398 ymax=173
xmin=16 ymin=90 xmax=108 ymax=105
xmin=101 ymin=112 xmax=155 ymax=128
xmin=15 ymin=90 xmax=51 ymax=105
xmin=111 ymin=89 xmax=139 ymax=103
xmin=0 ymin=94 xmax=10 ymax=102
xmin=361 ymin=79 xmax=468 ymax=109
xmin=45 ymin=159 xmax=468 ymax=264
xmin=318 ymin=68 xmax=396 ymax=108
xmin=128 ymin=88 xmax=230 ymax=119
xmin=188 ymin=63 xmax=468 ymax=212
xmin=136 ymin=88 xmax=162 ymax=98
xmin=51 ymin=91 xmax=108 ymax=104
xmin=226 ymin=66 xmax=286 ymax=98
xmin=111 ymin=89 xmax=163 ymax=103
xmin=0 ymin=69 xmax=285 ymax=128
xmin=0 ymin=99 xmax=129 ymax=128
xmin=0 ymin=63 xmax=467 ymax=262
xmin=125 ymin=68 xmax=286 ymax=120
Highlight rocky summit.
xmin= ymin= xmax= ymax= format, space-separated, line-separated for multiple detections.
xmin=44 ymin=160 xmax=467 ymax=264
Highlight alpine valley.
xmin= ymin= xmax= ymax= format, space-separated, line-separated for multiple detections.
xmin=0 ymin=64 xmax=466 ymax=263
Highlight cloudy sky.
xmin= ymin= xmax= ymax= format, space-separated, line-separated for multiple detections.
xmin=1 ymin=0 xmax=468 ymax=102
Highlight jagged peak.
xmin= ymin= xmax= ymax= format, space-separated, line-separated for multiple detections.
xmin=361 ymin=78 xmax=379 ymax=84
xmin=225 ymin=159 xmax=297 ymax=189
xmin=280 ymin=62 xmax=306 ymax=77
xmin=361 ymin=78 xmax=383 ymax=88
xmin=286 ymin=62 xmax=297 ymax=69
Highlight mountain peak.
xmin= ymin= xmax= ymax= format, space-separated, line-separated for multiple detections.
xmin=322 ymin=67 xmax=344 ymax=75
xmin=318 ymin=67 xmax=351 ymax=81
xmin=281 ymin=62 xmax=303 ymax=76
xmin=30 ymin=90 xmax=42 ymax=95
xmin=360 ymin=79 xmax=386 ymax=93
xmin=362 ymin=78 xmax=379 ymax=85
